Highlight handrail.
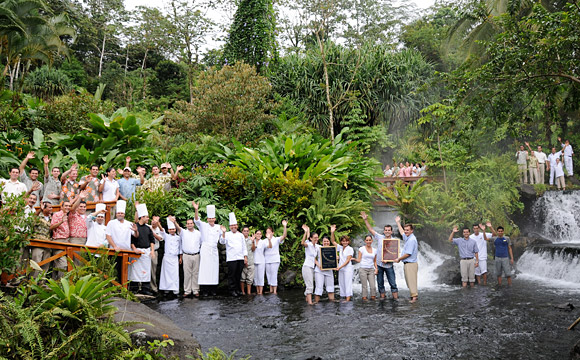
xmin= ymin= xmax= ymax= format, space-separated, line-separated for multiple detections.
xmin=35 ymin=200 xmax=118 ymax=224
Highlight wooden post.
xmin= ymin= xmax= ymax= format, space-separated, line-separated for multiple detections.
xmin=66 ymin=246 xmax=74 ymax=272
xmin=121 ymin=253 xmax=129 ymax=288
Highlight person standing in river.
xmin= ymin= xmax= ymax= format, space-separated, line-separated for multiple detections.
xmin=448 ymin=226 xmax=480 ymax=288
xmin=470 ymin=223 xmax=493 ymax=285
xmin=486 ymin=223 xmax=514 ymax=286
xmin=360 ymin=211 xmax=399 ymax=300
xmin=300 ymin=224 xmax=318 ymax=305
xmin=394 ymin=216 xmax=419 ymax=303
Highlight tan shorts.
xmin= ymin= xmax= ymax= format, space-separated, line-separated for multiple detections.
xmin=241 ymin=264 xmax=255 ymax=285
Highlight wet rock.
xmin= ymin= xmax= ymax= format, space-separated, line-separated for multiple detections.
xmin=434 ymin=258 xmax=461 ymax=285
xmin=554 ymin=303 xmax=575 ymax=311
xmin=111 ymin=298 xmax=201 ymax=359
xmin=571 ymin=338 xmax=580 ymax=360
xmin=281 ymin=270 xmax=297 ymax=286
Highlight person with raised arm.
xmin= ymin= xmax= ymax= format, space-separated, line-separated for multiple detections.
xmin=50 ymin=200 xmax=72 ymax=279
xmin=99 ymin=167 xmax=120 ymax=202
xmin=301 ymin=224 xmax=318 ymax=305
xmin=118 ymin=157 xmax=145 ymax=201
xmin=219 ymin=212 xmax=248 ymax=297
xmin=470 ymin=223 xmax=493 ymax=285
xmin=18 ymin=151 xmax=43 ymax=207
xmin=60 ymin=163 xmax=80 ymax=203
xmin=42 ymin=155 xmax=62 ymax=205
xmin=79 ymin=165 xmax=102 ymax=202
xmin=264 ymin=220 xmax=288 ymax=295
xmin=448 ymin=226 xmax=479 ymax=288
xmin=330 ymin=224 xmax=354 ymax=302
xmin=252 ymin=229 xmax=266 ymax=295
xmin=393 ymin=216 xmax=419 ymax=303
xmin=361 ymin=211 xmax=399 ymax=300
xmin=313 ymin=234 xmax=336 ymax=303
xmin=559 ymin=137 xmax=574 ymax=177
xmin=181 ymin=217 xmax=202 ymax=298
xmin=192 ymin=200 xmax=221 ymax=297
xmin=486 ymin=222 xmax=515 ymax=286
xmin=353 ymin=234 xmax=378 ymax=300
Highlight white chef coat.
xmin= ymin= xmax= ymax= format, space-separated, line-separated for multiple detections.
xmin=106 ymin=219 xmax=134 ymax=250
xmin=219 ymin=231 xmax=248 ymax=261
xmin=195 ymin=219 xmax=221 ymax=285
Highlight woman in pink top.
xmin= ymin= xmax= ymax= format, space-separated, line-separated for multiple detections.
xmin=403 ymin=162 xmax=413 ymax=177
xmin=398 ymin=163 xmax=406 ymax=177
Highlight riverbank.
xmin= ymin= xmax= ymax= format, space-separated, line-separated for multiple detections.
xmin=147 ymin=282 xmax=580 ymax=359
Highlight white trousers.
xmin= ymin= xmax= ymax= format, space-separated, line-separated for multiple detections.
xmin=254 ymin=263 xmax=265 ymax=286
xmin=338 ymin=267 xmax=353 ymax=297
xmin=265 ymin=262 xmax=279 ymax=286
xmin=549 ymin=166 xmax=556 ymax=185
xmin=314 ymin=270 xmax=334 ymax=296
xmin=564 ymin=156 xmax=573 ymax=176
xmin=302 ymin=265 xmax=314 ymax=295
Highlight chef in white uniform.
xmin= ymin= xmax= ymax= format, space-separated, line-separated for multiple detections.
xmin=219 ymin=212 xmax=248 ymax=297
xmin=106 ymin=200 xmax=138 ymax=281
xmin=192 ymin=201 xmax=221 ymax=297
xmin=85 ymin=203 xmax=108 ymax=251
xmin=264 ymin=220 xmax=288 ymax=295
xmin=159 ymin=216 xmax=182 ymax=297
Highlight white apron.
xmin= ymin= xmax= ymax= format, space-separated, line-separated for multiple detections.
xmin=198 ymin=241 xmax=219 ymax=285
xmin=159 ymin=254 xmax=180 ymax=291
xmin=129 ymin=248 xmax=151 ymax=282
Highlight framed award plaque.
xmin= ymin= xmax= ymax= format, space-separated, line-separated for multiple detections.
xmin=380 ymin=238 xmax=400 ymax=262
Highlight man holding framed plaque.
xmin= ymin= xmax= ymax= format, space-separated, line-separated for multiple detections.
xmin=361 ymin=212 xmax=399 ymax=300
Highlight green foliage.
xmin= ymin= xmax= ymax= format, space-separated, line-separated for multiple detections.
xmin=342 ymin=99 xmax=394 ymax=155
xmin=194 ymin=347 xmax=250 ymax=360
xmin=135 ymin=188 xmax=180 ymax=220
xmin=381 ymin=179 xmax=427 ymax=224
xmin=59 ymin=56 xmax=89 ymax=88
xmin=166 ymin=135 xmax=225 ymax=165
xmin=164 ymin=63 xmax=277 ymax=143
xmin=0 ymin=193 xmax=35 ymax=273
xmin=23 ymin=66 xmax=74 ymax=100
xmin=223 ymin=0 xmax=278 ymax=72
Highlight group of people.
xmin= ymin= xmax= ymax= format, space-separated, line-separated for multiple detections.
xmin=383 ymin=160 xmax=427 ymax=178
xmin=516 ymin=138 xmax=574 ymax=189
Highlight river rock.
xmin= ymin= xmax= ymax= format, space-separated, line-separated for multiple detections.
xmin=111 ymin=298 xmax=201 ymax=358
xmin=434 ymin=258 xmax=462 ymax=285
xmin=280 ymin=270 xmax=297 ymax=286
xmin=554 ymin=302 xmax=575 ymax=311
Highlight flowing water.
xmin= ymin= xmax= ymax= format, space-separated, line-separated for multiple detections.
xmin=147 ymin=192 xmax=580 ymax=358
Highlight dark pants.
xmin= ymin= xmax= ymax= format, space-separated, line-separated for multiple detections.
xmin=377 ymin=265 xmax=398 ymax=294
xmin=227 ymin=260 xmax=245 ymax=293
xmin=129 ymin=281 xmax=151 ymax=293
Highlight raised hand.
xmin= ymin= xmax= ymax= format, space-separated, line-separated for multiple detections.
xmin=101 ymin=173 xmax=106 ymax=180
xmin=558 ymin=137 xmax=562 ymax=142
xmin=330 ymin=224 xmax=336 ymax=233
xmin=191 ymin=200 xmax=199 ymax=210
xmin=177 ymin=165 xmax=184 ymax=171
xmin=452 ymin=226 xmax=458 ymax=233
xmin=360 ymin=211 xmax=367 ymax=220
xmin=80 ymin=190 xmax=89 ymax=199
xmin=302 ymin=224 xmax=307 ymax=231
xmin=26 ymin=151 xmax=35 ymax=160
xmin=71 ymin=163 xmax=78 ymax=170
xmin=126 ymin=156 xmax=131 ymax=163
xmin=395 ymin=216 xmax=401 ymax=223
xmin=31 ymin=181 xmax=41 ymax=192
xmin=486 ymin=221 xmax=492 ymax=228
xmin=479 ymin=223 xmax=486 ymax=231
xmin=220 ymin=224 xmax=227 ymax=233
xmin=43 ymin=155 xmax=50 ymax=164
xmin=131 ymin=223 xmax=138 ymax=232
xmin=282 ymin=220 xmax=288 ymax=227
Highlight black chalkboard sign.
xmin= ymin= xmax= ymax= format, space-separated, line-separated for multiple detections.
xmin=319 ymin=246 xmax=338 ymax=270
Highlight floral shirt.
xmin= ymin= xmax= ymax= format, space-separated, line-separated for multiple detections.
xmin=79 ymin=175 xmax=101 ymax=202
xmin=61 ymin=180 xmax=79 ymax=203
xmin=68 ymin=212 xmax=87 ymax=238
xmin=51 ymin=210 xmax=70 ymax=239
xmin=143 ymin=174 xmax=171 ymax=192
xmin=34 ymin=215 xmax=52 ymax=241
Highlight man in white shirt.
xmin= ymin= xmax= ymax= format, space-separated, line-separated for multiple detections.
xmin=181 ymin=218 xmax=201 ymax=298
xmin=554 ymin=158 xmax=566 ymax=190
xmin=547 ymin=147 xmax=563 ymax=186
xmin=559 ymin=137 xmax=574 ymax=177
xmin=1 ymin=167 xmax=29 ymax=203
xmin=19 ymin=152 xmax=44 ymax=207
xmin=219 ymin=213 xmax=248 ymax=297
xmin=525 ymin=142 xmax=548 ymax=184
xmin=106 ymin=200 xmax=138 ymax=281
xmin=470 ymin=223 xmax=492 ymax=285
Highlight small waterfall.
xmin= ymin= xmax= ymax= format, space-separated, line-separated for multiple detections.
xmin=517 ymin=245 xmax=580 ymax=289
xmin=531 ymin=190 xmax=580 ymax=243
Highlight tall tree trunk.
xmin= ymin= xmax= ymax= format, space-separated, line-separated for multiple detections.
xmin=123 ymin=46 xmax=129 ymax=103
xmin=437 ymin=131 xmax=447 ymax=190
xmin=141 ymin=48 xmax=148 ymax=72
xmin=316 ymin=31 xmax=334 ymax=141
xmin=98 ymin=32 xmax=107 ymax=78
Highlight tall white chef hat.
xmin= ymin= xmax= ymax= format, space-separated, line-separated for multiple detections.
xmin=229 ymin=212 xmax=237 ymax=226
xmin=206 ymin=205 xmax=216 ymax=218
xmin=136 ymin=203 xmax=148 ymax=218
xmin=167 ymin=217 xmax=176 ymax=230
xmin=95 ymin=203 xmax=107 ymax=213
xmin=116 ymin=200 xmax=126 ymax=213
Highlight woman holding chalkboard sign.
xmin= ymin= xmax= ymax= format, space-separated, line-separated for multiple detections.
xmin=301 ymin=224 xmax=319 ymax=305
xmin=330 ymin=225 xmax=354 ymax=302
xmin=314 ymin=235 xmax=336 ymax=303
xmin=354 ymin=235 xmax=378 ymax=300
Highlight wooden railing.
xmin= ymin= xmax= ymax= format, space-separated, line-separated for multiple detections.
xmin=37 ymin=200 xmax=118 ymax=224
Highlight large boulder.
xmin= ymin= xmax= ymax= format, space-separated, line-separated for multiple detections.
xmin=434 ymin=258 xmax=461 ymax=285
xmin=111 ymin=298 xmax=201 ymax=359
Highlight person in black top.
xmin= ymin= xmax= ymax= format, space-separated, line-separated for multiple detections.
xmin=129 ymin=203 xmax=162 ymax=295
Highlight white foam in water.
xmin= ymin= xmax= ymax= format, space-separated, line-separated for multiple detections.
xmin=517 ymin=248 xmax=580 ymax=290
xmin=532 ymin=190 xmax=580 ymax=243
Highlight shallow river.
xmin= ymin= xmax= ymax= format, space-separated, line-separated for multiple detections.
xmin=147 ymin=281 xmax=580 ymax=359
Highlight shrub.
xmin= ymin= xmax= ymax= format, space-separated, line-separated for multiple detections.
xmin=24 ymin=66 xmax=74 ymax=100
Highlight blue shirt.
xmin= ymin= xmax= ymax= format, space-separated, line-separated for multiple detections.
xmin=118 ymin=177 xmax=142 ymax=200
xmin=452 ymin=237 xmax=479 ymax=259
xmin=493 ymin=236 xmax=511 ymax=258
xmin=402 ymin=233 xmax=418 ymax=263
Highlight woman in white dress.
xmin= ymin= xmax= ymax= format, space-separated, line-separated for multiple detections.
xmin=252 ymin=230 xmax=267 ymax=295
xmin=264 ymin=220 xmax=288 ymax=295
xmin=300 ymin=224 xmax=318 ymax=305
xmin=330 ymin=225 xmax=354 ymax=302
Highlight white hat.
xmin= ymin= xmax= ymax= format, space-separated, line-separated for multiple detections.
xmin=136 ymin=203 xmax=148 ymax=218
xmin=167 ymin=217 xmax=176 ymax=230
xmin=123 ymin=166 xmax=131 ymax=172
xmin=116 ymin=200 xmax=127 ymax=213
xmin=229 ymin=212 xmax=237 ymax=226
xmin=95 ymin=203 xmax=107 ymax=213
xmin=207 ymin=205 xmax=216 ymax=218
